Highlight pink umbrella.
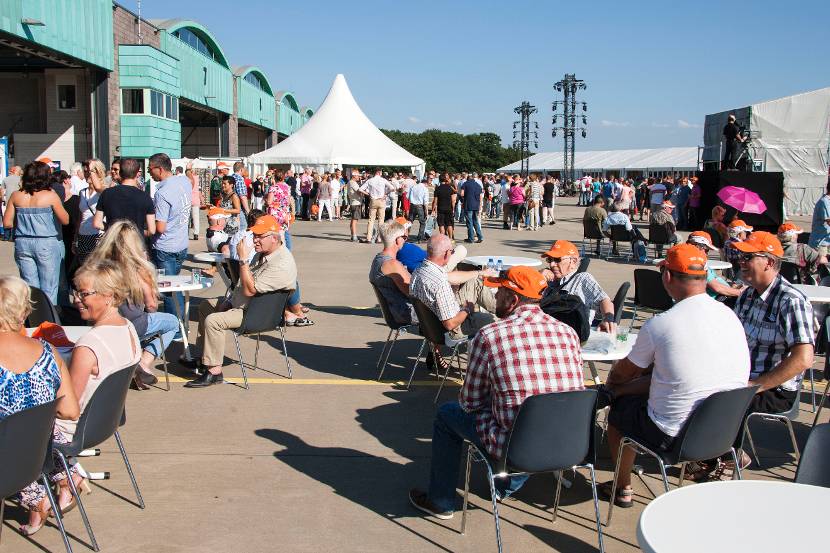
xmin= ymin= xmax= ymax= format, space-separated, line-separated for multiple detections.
xmin=717 ymin=186 xmax=767 ymax=214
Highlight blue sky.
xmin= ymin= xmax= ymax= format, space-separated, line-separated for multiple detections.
xmin=122 ymin=0 xmax=829 ymax=151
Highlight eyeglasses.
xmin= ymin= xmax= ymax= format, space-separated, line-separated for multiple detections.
xmin=546 ymin=256 xmax=573 ymax=264
xmin=738 ymin=253 xmax=767 ymax=263
xmin=72 ymin=290 xmax=98 ymax=301
xmin=253 ymin=233 xmax=276 ymax=240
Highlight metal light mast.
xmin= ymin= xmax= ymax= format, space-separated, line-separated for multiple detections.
xmin=552 ymin=74 xmax=587 ymax=186
xmin=512 ymin=101 xmax=538 ymax=178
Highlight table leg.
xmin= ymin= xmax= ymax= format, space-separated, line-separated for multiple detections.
xmin=174 ymin=292 xmax=193 ymax=361
xmin=588 ymin=361 xmax=603 ymax=385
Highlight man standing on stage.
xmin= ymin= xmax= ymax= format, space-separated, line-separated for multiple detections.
xmin=722 ymin=114 xmax=745 ymax=170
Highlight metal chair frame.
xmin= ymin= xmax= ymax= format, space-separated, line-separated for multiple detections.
xmin=141 ymin=331 xmax=170 ymax=391
xmin=581 ymin=223 xmax=608 ymax=259
xmin=408 ymin=298 xmax=469 ymax=402
xmin=232 ymin=290 xmax=294 ymax=389
xmin=742 ymin=389 xmax=802 ymax=469
xmin=371 ymin=283 xmax=417 ymax=381
xmin=607 ymin=225 xmax=633 ymax=262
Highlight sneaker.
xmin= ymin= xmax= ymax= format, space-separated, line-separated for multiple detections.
xmin=408 ymin=489 xmax=453 ymax=520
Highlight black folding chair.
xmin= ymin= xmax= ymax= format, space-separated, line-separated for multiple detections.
xmin=608 ymin=225 xmax=633 ymax=261
xmin=814 ymin=333 xmax=830 ymax=426
xmin=140 ymin=332 xmax=170 ymax=391
xmin=582 ymin=221 xmax=607 ymax=258
xmin=703 ymin=226 xmax=725 ymax=249
xmin=233 ymin=290 xmax=294 ymax=389
xmin=371 ymin=284 xmax=416 ymax=381
xmin=53 ymin=366 xmax=143 ymax=552
xmin=461 ymin=390 xmax=604 ymax=553
xmin=27 ymin=286 xmax=62 ymax=327
xmin=606 ymin=386 xmax=759 ymax=526
xmin=742 ymin=388 xmax=802 ymax=469
xmin=0 ymin=399 xmax=73 ymax=553
xmin=576 ymin=257 xmax=591 ymax=274
xmin=612 ymin=281 xmax=631 ymax=325
xmin=409 ymin=298 xmax=468 ymax=402
xmin=779 ymin=261 xmax=815 ymax=285
xmin=647 ymin=223 xmax=672 ymax=258
xmin=629 ymin=269 xmax=673 ymax=330
xmin=794 ymin=423 xmax=830 ymax=487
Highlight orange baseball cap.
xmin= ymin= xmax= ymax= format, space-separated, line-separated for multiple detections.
xmin=778 ymin=221 xmax=803 ymax=235
xmin=658 ymin=243 xmax=708 ymax=275
xmin=732 ymin=231 xmax=784 ymax=257
xmin=484 ymin=266 xmax=548 ymax=299
xmin=248 ymin=214 xmax=281 ymax=235
xmin=728 ymin=219 xmax=753 ymax=232
xmin=394 ymin=216 xmax=412 ymax=228
xmin=216 ymin=161 xmax=231 ymax=170
xmin=687 ymin=231 xmax=718 ymax=251
xmin=207 ymin=207 xmax=230 ymax=219
xmin=541 ymin=240 xmax=579 ymax=259
xmin=663 ymin=200 xmax=675 ymax=209
xmin=37 ymin=157 xmax=52 ymax=165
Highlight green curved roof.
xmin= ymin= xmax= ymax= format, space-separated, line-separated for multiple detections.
xmin=301 ymin=106 xmax=314 ymax=118
xmin=151 ymin=19 xmax=230 ymax=68
xmin=275 ymin=91 xmax=299 ymax=111
xmin=234 ymin=65 xmax=274 ymax=96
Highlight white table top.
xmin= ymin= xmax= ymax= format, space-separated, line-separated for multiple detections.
xmin=637 ymin=480 xmax=830 ymax=553
xmin=581 ymin=329 xmax=637 ymax=362
xmin=651 ymin=258 xmax=732 ymax=270
xmin=464 ymin=255 xmax=543 ymax=268
xmin=792 ymin=284 xmax=830 ymax=303
xmin=157 ymin=274 xmax=214 ymax=293
xmin=190 ymin=252 xmax=227 ymax=264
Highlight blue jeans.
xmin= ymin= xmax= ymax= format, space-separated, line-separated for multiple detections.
xmin=465 ymin=210 xmax=483 ymax=241
xmin=141 ymin=312 xmax=180 ymax=357
xmin=427 ymin=402 xmax=528 ymax=512
xmin=152 ymin=248 xmax=187 ymax=323
xmin=284 ymin=230 xmax=301 ymax=307
xmin=15 ymin=237 xmax=63 ymax=305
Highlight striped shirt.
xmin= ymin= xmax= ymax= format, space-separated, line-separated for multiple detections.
xmin=733 ymin=275 xmax=814 ymax=391
xmin=410 ymin=260 xmax=458 ymax=321
xmin=232 ymin=172 xmax=247 ymax=199
xmin=460 ymin=305 xmax=585 ymax=459
xmin=545 ymin=270 xmax=609 ymax=323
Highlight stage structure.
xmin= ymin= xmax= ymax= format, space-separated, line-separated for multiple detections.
xmin=702 ymin=87 xmax=830 ymax=216
xmin=513 ymin=101 xmax=538 ymax=178
xmin=552 ymin=74 xmax=587 ymax=185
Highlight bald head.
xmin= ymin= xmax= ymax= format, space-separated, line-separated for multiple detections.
xmin=426 ymin=233 xmax=453 ymax=265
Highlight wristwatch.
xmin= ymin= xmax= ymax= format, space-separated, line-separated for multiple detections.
xmin=602 ymin=313 xmax=615 ymax=323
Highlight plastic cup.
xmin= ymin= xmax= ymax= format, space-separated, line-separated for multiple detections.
xmin=616 ymin=327 xmax=629 ymax=343
xmin=156 ymin=268 xmax=166 ymax=279
xmin=191 ymin=268 xmax=202 ymax=284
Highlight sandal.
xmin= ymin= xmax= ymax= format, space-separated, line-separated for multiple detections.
xmin=21 ymin=499 xmax=53 ymax=536
xmin=709 ymin=450 xmax=752 ymax=481
xmin=598 ymin=481 xmax=634 ymax=508
xmin=683 ymin=461 xmax=716 ymax=482
xmin=292 ymin=317 xmax=315 ymax=327
xmin=131 ymin=375 xmax=150 ymax=391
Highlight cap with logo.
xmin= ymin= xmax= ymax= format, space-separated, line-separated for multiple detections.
xmin=658 ymin=243 xmax=709 ymax=275
xmin=687 ymin=230 xmax=718 ymax=251
xmin=207 ymin=207 xmax=230 ymax=220
xmin=541 ymin=240 xmax=579 ymax=259
xmin=732 ymin=231 xmax=784 ymax=257
xmin=663 ymin=200 xmax=675 ymax=209
xmin=248 ymin=215 xmax=281 ymax=235
xmin=484 ymin=266 xmax=548 ymax=299
xmin=394 ymin=216 xmax=412 ymax=229
xmin=728 ymin=219 xmax=753 ymax=233
xmin=777 ymin=221 xmax=803 ymax=235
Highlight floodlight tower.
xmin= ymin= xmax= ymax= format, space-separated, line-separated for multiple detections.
xmin=513 ymin=101 xmax=539 ymax=178
xmin=552 ymin=74 xmax=587 ymax=186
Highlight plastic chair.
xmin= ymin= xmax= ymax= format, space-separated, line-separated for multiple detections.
xmin=0 ymin=399 xmax=73 ymax=553
xmin=779 ymin=261 xmax=808 ymax=285
xmin=612 ymin=281 xmax=631 ymax=325
xmin=818 ymin=263 xmax=830 ymax=282
xmin=703 ymin=226 xmax=725 ymax=249
xmin=629 ymin=269 xmax=673 ymax=330
xmin=576 ymin=257 xmax=591 ymax=274
xmin=233 ymin=290 xmax=293 ymax=389
xmin=27 ymin=286 xmax=62 ymax=327
xmin=53 ymin=365 xmax=143 ymax=552
xmin=371 ymin=283 xmax=417 ymax=380
xmin=410 ymin=298 xmax=468 ymax=402
xmin=461 ymin=390 xmax=604 ymax=553
xmin=582 ymin=221 xmax=607 ymax=258
xmin=813 ymin=333 xmax=830 ymax=426
xmin=606 ymin=385 xmax=759 ymax=526
xmin=647 ymin=223 xmax=672 ymax=258
xmin=742 ymin=388 xmax=802 ymax=469
xmin=794 ymin=423 xmax=830 ymax=487
xmin=140 ymin=332 xmax=170 ymax=391
xmin=608 ymin=225 xmax=633 ymax=261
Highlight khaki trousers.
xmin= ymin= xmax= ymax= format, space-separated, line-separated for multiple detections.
xmin=366 ymin=198 xmax=386 ymax=240
xmin=451 ymin=277 xmax=497 ymax=339
xmin=196 ymin=299 xmax=244 ymax=367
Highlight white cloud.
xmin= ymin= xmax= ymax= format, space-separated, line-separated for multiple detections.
xmin=651 ymin=122 xmax=672 ymax=128
xmin=677 ymin=119 xmax=702 ymax=129
xmin=451 ymin=120 xmax=463 ymax=127
xmin=600 ymin=119 xmax=630 ymax=127
xmin=407 ymin=116 xmax=421 ymax=124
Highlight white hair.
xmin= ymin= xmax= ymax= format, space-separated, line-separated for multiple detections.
xmin=379 ymin=221 xmax=405 ymax=248
xmin=70 ymin=162 xmax=83 ymax=176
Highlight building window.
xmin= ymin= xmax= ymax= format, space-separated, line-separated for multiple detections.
xmin=173 ymin=28 xmax=217 ymax=62
xmin=122 ymin=89 xmax=144 ymax=114
xmin=150 ymin=90 xmax=163 ymax=117
xmin=244 ymin=72 xmax=263 ymax=91
xmin=57 ymin=84 xmax=76 ymax=110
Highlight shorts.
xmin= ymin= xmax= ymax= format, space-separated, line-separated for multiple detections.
xmin=437 ymin=211 xmax=454 ymax=228
xmin=543 ymin=199 xmax=553 ymax=208
xmin=350 ymin=205 xmax=362 ymax=220
xmin=333 ymin=197 xmax=342 ymax=207
xmin=608 ymin=394 xmax=676 ymax=453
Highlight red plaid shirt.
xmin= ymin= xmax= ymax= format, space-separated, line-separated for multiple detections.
xmin=459 ymin=304 xmax=585 ymax=460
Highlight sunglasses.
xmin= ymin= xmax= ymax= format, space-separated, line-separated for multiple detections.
xmin=546 ymin=256 xmax=573 ymax=264
xmin=738 ymin=252 xmax=767 ymax=263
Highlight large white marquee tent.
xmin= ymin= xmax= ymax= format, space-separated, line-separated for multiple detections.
xmin=247 ymin=74 xmax=425 ymax=175
xmin=497 ymin=146 xmax=699 ymax=176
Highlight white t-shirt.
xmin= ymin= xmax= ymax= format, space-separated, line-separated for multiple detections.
xmin=70 ymin=175 xmax=87 ymax=196
xmin=628 ymin=293 xmax=750 ymax=437
xmin=649 ymin=183 xmax=667 ymax=205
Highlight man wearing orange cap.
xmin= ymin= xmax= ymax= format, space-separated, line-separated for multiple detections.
xmin=723 ymin=218 xmax=753 ymax=269
xmin=540 ymin=240 xmax=616 ymax=334
xmin=183 ymin=214 xmax=297 ymax=388
xmin=648 ymin=199 xmax=679 ymax=255
xmin=731 ymin=231 xmax=814 ymax=434
xmin=602 ymin=244 xmax=750 ymax=505
xmin=409 ymin=265 xmax=585 ymax=519
xmin=685 ymin=231 xmax=744 ymax=299
xmin=777 ymin=221 xmax=826 ymax=283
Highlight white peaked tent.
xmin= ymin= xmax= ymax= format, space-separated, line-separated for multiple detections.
xmin=247 ymin=74 xmax=425 ymax=174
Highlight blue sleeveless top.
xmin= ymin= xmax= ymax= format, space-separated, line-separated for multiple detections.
xmin=0 ymin=341 xmax=61 ymax=420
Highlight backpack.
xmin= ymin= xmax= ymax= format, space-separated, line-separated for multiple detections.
xmin=539 ymin=289 xmax=591 ymax=343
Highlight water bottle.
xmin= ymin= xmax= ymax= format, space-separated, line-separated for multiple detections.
xmin=496 ymin=258 xmax=503 ymax=273
xmin=487 ymin=258 xmax=495 ymax=270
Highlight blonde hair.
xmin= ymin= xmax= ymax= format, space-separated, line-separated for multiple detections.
xmin=85 ymin=220 xmax=156 ymax=306
xmin=85 ymin=158 xmax=107 ymax=182
xmin=0 ymin=276 xmax=32 ymax=331
xmin=74 ymin=260 xmax=128 ymax=306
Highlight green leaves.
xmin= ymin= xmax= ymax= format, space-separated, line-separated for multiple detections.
xmin=380 ymin=129 xmax=523 ymax=173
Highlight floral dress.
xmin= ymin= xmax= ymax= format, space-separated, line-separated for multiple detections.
xmin=267 ymin=182 xmax=293 ymax=231
xmin=0 ymin=341 xmax=77 ymax=510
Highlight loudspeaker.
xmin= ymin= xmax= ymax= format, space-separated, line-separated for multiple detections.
xmin=696 ymin=171 xmax=784 ymax=233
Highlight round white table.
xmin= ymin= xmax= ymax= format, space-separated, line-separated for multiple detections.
xmin=792 ymin=284 xmax=830 ymax=303
xmin=157 ymin=274 xmax=214 ymax=360
xmin=189 ymin=252 xmax=227 ymax=264
xmin=651 ymin=258 xmax=732 ymax=271
xmin=463 ymin=255 xmax=543 ymax=268
xmin=637 ymin=480 xmax=830 ymax=553
xmin=581 ymin=329 xmax=637 ymax=384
